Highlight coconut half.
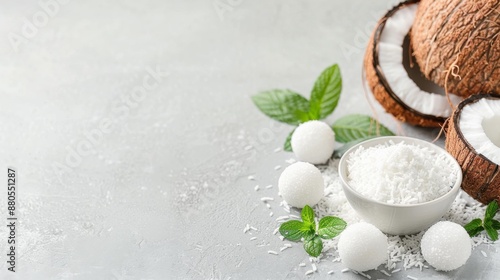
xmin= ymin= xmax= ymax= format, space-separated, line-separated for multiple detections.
xmin=411 ymin=0 xmax=500 ymax=97
xmin=365 ymin=0 xmax=462 ymax=127
xmin=445 ymin=93 xmax=500 ymax=204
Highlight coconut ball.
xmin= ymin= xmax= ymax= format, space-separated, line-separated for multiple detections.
xmin=278 ymin=162 xmax=324 ymax=208
xmin=291 ymin=120 xmax=335 ymax=164
xmin=338 ymin=222 xmax=388 ymax=271
xmin=421 ymin=221 xmax=471 ymax=271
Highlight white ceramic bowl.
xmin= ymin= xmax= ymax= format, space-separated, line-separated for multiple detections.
xmin=338 ymin=136 xmax=462 ymax=235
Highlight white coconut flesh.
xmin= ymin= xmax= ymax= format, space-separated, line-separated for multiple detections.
xmin=378 ymin=3 xmax=462 ymax=117
xmin=459 ymin=98 xmax=500 ymax=165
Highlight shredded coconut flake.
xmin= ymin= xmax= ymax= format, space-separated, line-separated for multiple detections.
xmin=243 ymin=224 xmax=250 ymax=233
xmin=347 ymin=142 xmax=457 ymax=204
xmin=257 ymin=158 xmax=492 ymax=277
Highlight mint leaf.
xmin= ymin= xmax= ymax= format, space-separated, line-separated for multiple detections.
xmin=303 ymin=230 xmax=316 ymax=241
xmin=252 ymin=90 xmax=310 ymax=125
xmin=304 ymin=235 xmax=323 ymax=257
xmin=491 ymin=219 xmax=500 ymax=230
xmin=464 ymin=218 xmax=483 ymax=237
xmin=301 ymin=205 xmax=315 ymax=225
xmin=279 ymin=220 xmax=307 ymax=241
xmin=317 ymin=216 xmax=347 ymax=239
xmin=284 ymin=129 xmax=295 ymax=152
xmin=484 ymin=221 xmax=498 ymax=241
xmin=485 ymin=201 xmax=498 ymax=221
xmin=469 ymin=225 xmax=485 ymax=237
xmin=309 ymin=64 xmax=342 ymax=120
xmin=332 ymin=114 xmax=395 ymax=143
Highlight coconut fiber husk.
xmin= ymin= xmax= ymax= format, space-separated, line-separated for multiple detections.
xmin=411 ymin=0 xmax=500 ymax=97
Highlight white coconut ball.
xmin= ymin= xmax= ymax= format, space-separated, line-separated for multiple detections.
xmin=421 ymin=221 xmax=471 ymax=271
xmin=338 ymin=222 xmax=388 ymax=271
xmin=291 ymin=120 xmax=335 ymax=164
xmin=278 ymin=162 xmax=324 ymax=208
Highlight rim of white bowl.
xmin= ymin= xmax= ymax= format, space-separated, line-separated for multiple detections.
xmin=338 ymin=136 xmax=463 ymax=208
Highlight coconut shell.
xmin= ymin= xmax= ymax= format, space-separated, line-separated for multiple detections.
xmin=445 ymin=93 xmax=500 ymax=204
xmin=411 ymin=0 xmax=500 ymax=97
xmin=364 ymin=0 xmax=445 ymax=127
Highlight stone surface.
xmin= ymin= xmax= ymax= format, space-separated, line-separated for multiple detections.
xmin=0 ymin=0 xmax=498 ymax=279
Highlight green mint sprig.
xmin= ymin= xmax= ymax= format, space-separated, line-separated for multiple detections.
xmin=464 ymin=200 xmax=500 ymax=240
xmin=279 ymin=205 xmax=347 ymax=257
xmin=251 ymin=64 xmax=394 ymax=153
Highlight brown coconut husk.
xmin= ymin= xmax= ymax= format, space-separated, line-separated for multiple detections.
xmin=411 ymin=0 xmax=500 ymax=97
xmin=364 ymin=0 xmax=445 ymax=127
xmin=445 ymin=93 xmax=500 ymax=204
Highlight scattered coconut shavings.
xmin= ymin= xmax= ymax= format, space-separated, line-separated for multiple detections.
xmin=269 ymin=212 xmax=273 ymax=217
xmin=380 ymin=269 xmax=391 ymax=276
xmin=356 ymin=271 xmax=371 ymax=279
xmin=254 ymin=185 xmax=260 ymax=191
xmin=274 ymin=147 xmax=281 ymax=153
xmin=274 ymin=165 xmax=282 ymax=170
xmin=328 ymin=270 xmax=334 ymax=275
xmin=268 ymin=250 xmax=278 ymax=255
xmin=244 ymin=145 xmax=253 ymax=151
xmin=285 ymin=158 xmax=296 ymax=164
xmin=243 ymin=224 xmax=250 ymax=233
xmin=341 ymin=268 xmax=349 ymax=273
xmin=481 ymin=250 xmax=488 ymax=258
xmin=312 ymin=263 xmax=317 ymax=271
xmin=261 ymin=197 xmax=274 ymax=202
xmin=275 ymin=215 xmax=289 ymax=221
xmin=407 ymin=276 xmax=418 ymax=280
xmin=248 ymin=175 xmax=255 ymax=181
xmin=253 ymin=158 xmax=495 ymax=278
xmin=305 ymin=270 xmax=314 ymax=276
xmin=265 ymin=184 xmax=273 ymax=189
xmin=250 ymin=237 xmax=257 ymax=241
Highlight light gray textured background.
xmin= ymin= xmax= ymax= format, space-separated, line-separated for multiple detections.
xmin=0 ymin=0 xmax=498 ymax=279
